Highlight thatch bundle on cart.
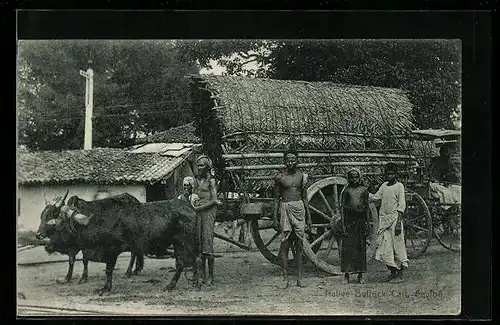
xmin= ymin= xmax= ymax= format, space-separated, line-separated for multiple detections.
xmin=189 ymin=75 xmax=421 ymax=194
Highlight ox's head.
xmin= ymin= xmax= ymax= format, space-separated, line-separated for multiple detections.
xmin=36 ymin=189 xmax=69 ymax=239
xmin=41 ymin=195 xmax=89 ymax=254
xmin=44 ymin=222 xmax=77 ymax=254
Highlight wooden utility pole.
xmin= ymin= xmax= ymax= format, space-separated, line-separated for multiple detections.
xmin=80 ymin=62 xmax=94 ymax=150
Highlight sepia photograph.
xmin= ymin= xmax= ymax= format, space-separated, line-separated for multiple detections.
xmin=17 ymin=38 xmax=462 ymax=316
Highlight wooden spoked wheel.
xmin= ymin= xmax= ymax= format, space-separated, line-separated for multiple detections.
xmin=404 ymin=191 xmax=433 ymax=259
xmin=250 ymin=197 xmax=324 ymax=267
xmin=251 ymin=218 xmax=291 ymax=266
xmin=433 ymin=204 xmax=461 ymax=252
xmin=302 ymin=177 xmax=348 ymax=275
xmin=251 ymin=217 xmax=316 ymax=267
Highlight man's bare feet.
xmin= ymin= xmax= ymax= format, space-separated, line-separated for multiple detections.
xmin=297 ymin=280 xmax=307 ymax=288
xmin=283 ymin=280 xmax=290 ymax=289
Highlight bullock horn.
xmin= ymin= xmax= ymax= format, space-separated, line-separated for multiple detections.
xmin=54 ymin=197 xmax=63 ymax=208
xmin=55 ymin=189 xmax=69 ymax=208
xmin=62 ymin=188 xmax=69 ymax=202
xmin=43 ymin=191 xmax=49 ymax=205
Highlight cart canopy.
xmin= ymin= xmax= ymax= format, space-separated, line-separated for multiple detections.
xmin=412 ymin=129 xmax=461 ymax=141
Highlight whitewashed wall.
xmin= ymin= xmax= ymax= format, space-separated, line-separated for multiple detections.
xmin=17 ymin=184 xmax=146 ymax=232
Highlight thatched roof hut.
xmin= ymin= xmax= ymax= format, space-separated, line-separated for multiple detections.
xmin=189 ymin=75 xmax=417 ymax=193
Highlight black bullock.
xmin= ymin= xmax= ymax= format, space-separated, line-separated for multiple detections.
xmin=126 ymin=199 xmax=202 ymax=291
xmin=39 ymin=193 xmax=201 ymax=294
xmin=36 ymin=190 xmax=93 ymax=284
xmin=37 ymin=192 xmax=144 ymax=295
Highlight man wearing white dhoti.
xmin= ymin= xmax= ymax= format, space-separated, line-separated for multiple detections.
xmin=369 ymin=163 xmax=409 ymax=283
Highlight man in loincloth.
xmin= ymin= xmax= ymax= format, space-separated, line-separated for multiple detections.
xmin=192 ymin=155 xmax=222 ymax=286
xmin=272 ymin=149 xmax=312 ymax=288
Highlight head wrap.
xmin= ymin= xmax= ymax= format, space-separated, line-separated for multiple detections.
xmin=196 ymin=155 xmax=215 ymax=176
xmin=196 ymin=155 xmax=213 ymax=169
xmin=182 ymin=176 xmax=194 ymax=187
xmin=346 ymin=168 xmax=363 ymax=181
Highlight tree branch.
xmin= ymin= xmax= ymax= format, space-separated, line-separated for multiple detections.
xmin=238 ymin=51 xmax=251 ymax=59
xmin=239 ymin=52 xmax=260 ymax=60
xmin=241 ymin=58 xmax=259 ymax=66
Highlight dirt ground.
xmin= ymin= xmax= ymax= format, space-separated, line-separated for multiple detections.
xmin=17 ymin=231 xmax=461 ymax=317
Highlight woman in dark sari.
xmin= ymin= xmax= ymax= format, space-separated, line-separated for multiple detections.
xmin=340 ymin=168 xmax=369 ymax=284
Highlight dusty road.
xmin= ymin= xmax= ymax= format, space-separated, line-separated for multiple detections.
xmin=17 ymin=237 xmax=460 ymax=317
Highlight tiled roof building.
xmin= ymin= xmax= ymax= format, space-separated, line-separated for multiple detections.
xmin=18 ymin=144 xmax=199 ymax=185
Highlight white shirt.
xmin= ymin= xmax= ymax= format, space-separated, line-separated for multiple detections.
xmin=369 ymin=181 xmax=406 ymax=216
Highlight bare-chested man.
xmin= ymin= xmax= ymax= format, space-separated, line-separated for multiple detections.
xmin=192 ymin=155 xmax=222 ymax=286
xmin=273 ymin=149 xmax=312 ymax=288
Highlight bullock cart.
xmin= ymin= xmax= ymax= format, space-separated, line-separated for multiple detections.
xmin=188 ymin=75 xmax=435 ymax=275
xmin=406 ymin=129 xmax=462 ymax=252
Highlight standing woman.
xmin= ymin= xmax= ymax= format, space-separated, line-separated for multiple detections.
xmin=340 ymin=168 xmax=369 ymax=284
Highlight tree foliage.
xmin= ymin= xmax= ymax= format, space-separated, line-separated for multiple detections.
xmin=18 ymin=40 xmax=199 ymax=150
xmin=18 ymin=39 xmax=461 ymax=151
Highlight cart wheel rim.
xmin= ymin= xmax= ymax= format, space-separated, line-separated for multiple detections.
xmin=250 ymin=219 xmax=302 ymax=267
xmin=404 ymin=191 xmax=433 ymax=259
xmin=433 ymin=206 xmax=461 ymax=251
xmin=302 ymin=176 xmax=350 ymax=275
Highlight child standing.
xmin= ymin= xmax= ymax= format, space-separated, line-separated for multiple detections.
xmin=369 ymin=163 xmax=409 ymax=283
xmin=340 ymin=168 xmax=369 ymax=284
